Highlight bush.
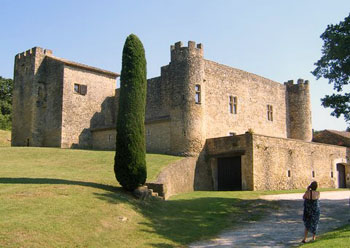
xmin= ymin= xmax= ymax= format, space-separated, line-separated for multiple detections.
xmin=0 ymin=114 xmax=11 ymax=130
xmin=114 ymin=34 xmax=147 ymax=191
xmin=0 ymin=76 xmax=13 ymax=130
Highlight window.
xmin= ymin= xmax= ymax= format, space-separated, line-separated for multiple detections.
xmin=108 ymin=134 xmax=113 ymax=142
xmin=331 ymin=171 xmax=334 ymax=178
xmin=195 ymin=84 xmax=201 ymax=104
xmin=312 ymin=171 xmax=315 ymax=178
xmin=287 ymin=170 xmax=291 ymax=177
xmin=74 ymin=84 xmax=87 ymax=95
xmin=229 ymin=96 xmax=237 ymax=114
xmin=267 ymin=105 xmax=273 ymax=121
xmin=229 ymin=132 xmax=235 ymax=136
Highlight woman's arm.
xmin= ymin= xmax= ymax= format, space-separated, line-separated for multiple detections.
xmin=303 ymin=191 xmax=309 ymax=199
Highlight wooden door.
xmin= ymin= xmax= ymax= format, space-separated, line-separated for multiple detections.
xmin=218 ymin=156 xmax=242 ymax=191
xmin=337 ymin=164 xmax=346 ymax=188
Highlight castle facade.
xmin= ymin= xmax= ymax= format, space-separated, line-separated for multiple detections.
xmin=12 ymin=42 xmax=349 ymax=196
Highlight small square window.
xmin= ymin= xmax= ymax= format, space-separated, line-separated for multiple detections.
xmin=229 ymin=132 xmax=235 ymax=136
xmin=74 ymin=84 xmax=87 ymax=95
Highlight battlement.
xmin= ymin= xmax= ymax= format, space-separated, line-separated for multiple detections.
xmin=284 ymin=78 xmax=310 ymax=91
xmin=170 ymin=41 xmax=203 ymax=62
xmin=15 ymin=47 xmax=52 ymax=60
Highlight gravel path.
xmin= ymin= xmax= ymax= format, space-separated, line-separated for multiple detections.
xmin=190 ymin=191 xmax=350 ymax=248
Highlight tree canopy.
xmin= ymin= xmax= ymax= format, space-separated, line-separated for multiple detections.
xmin=312 ymin=13 xmax=350 ymax=124
xmin=0 ymin=76 xmax=13 ymax=130
xmin=114 ymin=34 xmax=147 ymax=191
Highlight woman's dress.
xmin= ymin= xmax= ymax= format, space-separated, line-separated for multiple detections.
xmin=303 ymin=198 xmax=320 ymax=234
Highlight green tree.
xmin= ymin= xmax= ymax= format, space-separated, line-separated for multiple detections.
xmin=114 ymin=34 xmax=147 ymax=191
xmin=312 ymin=13 xmax=350 ymax=124
xmin=0 ymin=76 xmax=13 ymax=130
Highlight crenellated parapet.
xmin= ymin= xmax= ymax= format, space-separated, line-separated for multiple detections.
xmin=170 ymin=41 xmax=203 ymax=62
xmin=284 ymin=78 xmax=309 ymax=92
xmin=285 ymin=78 xmax=312 ymax=141
xmin=15 ymin=47 xmax=52 ymax=61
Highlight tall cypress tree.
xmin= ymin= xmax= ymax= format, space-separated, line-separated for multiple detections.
xmin=114 ymin=34 xmax=147 ymax=191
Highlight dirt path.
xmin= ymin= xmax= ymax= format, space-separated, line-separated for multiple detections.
xmin=189 ymin=191 xmax=350 ymax=248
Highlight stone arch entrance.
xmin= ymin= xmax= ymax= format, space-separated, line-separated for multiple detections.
xmin=336 ymin=163 xmax=346 ymax=188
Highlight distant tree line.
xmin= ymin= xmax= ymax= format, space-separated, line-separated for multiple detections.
xmin=0 ymin=76 xmax=13 ymax=130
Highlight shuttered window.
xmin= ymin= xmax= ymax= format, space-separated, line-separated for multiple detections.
xmin=74 ymin=84 xmax=87 ymax=95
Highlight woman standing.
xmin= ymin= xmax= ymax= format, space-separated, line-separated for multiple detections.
xmin=302 ymin=181 xmax=320 ymax=243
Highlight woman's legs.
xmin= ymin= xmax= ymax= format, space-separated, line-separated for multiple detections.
xmin=302 ymin=228 xmax=308 ymax=242
xmin=312 ymin=233 xmax=316 ymax=241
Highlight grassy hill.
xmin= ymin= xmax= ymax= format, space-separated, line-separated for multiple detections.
xmin=0 ymin=129 xmax=10 ymax=147
xmin=0 ymin=147 xmax=277 ymax=247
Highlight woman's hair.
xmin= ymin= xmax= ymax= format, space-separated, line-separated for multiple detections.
xmin=308 ymin=181 xmax=318 ymax=191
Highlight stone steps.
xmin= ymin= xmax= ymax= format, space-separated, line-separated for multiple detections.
xmin=133 ymin=185 xmax=164 ymax=200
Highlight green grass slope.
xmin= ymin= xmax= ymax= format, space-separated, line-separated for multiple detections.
xmin=0 ymin=147 xmax=278 ymax=247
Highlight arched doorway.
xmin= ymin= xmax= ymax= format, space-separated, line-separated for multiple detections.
xmin=336 ymin=163 xmax=346 ymax=188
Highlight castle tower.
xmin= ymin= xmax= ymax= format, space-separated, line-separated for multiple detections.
xmin=168 ymin=41 xmax=206 ymax=156
xmin=285 ymin=79 xmax=312 ymax=141
xmin=12 ymin=47 xmax=53 ymax=147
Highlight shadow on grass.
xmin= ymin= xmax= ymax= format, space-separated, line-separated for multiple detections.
xmin=0 ymin=177 xmax=284 ymax=247
xmin=96 ymin=191 xmax=277 ymax=247
xmin=0 ymin=177 xmax=123 ymax=194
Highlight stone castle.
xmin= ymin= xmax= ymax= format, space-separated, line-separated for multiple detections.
xmin=12 ymin=41 xmax=349 ymax=197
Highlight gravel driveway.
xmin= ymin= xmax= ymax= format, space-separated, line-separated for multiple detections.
xmin=190 ymin=191 xmax=350 ymax=248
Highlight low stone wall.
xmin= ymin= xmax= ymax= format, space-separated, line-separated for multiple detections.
xmin=252 ymin=134 xmax=349 ymax=190
xmin=147 ymin=157 xmax=198 ymax=199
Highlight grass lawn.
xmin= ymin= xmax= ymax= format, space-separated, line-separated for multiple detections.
xmin=0 ymin=129 xmax=11 ymax=147
xmin=0 ymin=146 xmax=280 ymax=248
xmin=300 ymin=224 xmax=350 ymax=248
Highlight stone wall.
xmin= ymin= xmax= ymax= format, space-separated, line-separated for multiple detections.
xmin=285 ymin=80 xmax=312 ymax=141
xmin=91 ymin=128 xmax=116 ymax=150
xmin=12 ymin=48 xmax=40 ymax=146
xmin=145 ymin=119 xmax=171 ymax=154
xmin=145 ymin=76 xmax=170 ymax=120
xmin=149 ymin=157 xmax=198 ymax=199
xmin=61 ymin=65 xmax=116 ymax=148
xmin=204 ymin=60 xmax=287 ymax=139
xmin=252 ymin=134 xmax=349 ymax=190
xmin=12 ymin=47 xmax=63 ymax=147
xmin=38 ymin=57 xmax=64 ymax=146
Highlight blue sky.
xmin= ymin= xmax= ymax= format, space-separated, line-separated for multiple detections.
xmin=1 ymin=0 xmax=349 ymax=130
